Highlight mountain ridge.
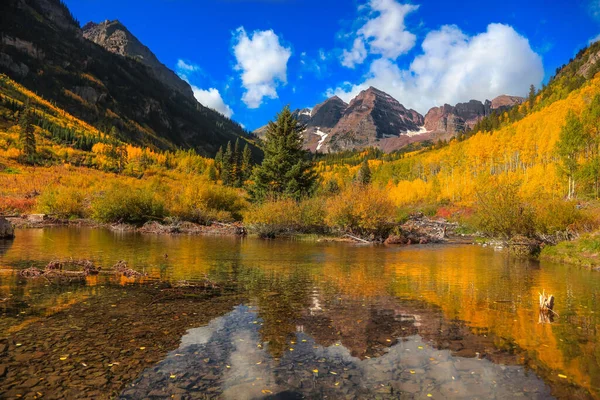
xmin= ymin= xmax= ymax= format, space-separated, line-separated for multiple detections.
xmin=82 ymin=19 xmax=196 ymax=102
xmin=255 ymin=88 xmax=523 ymax=153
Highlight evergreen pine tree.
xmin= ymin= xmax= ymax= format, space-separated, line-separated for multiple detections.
xmin=528 ymin=84 xmax=536 ymax=110
xmin=207 ymin=164 xmax=217 ymax=182
xmin=355 ymin=158 xmax=372 ymax=185
xmin=222 ymin=141 xmax=234 ymax=186
xmin=214 ymin=146 xmax=224 ymax=176
xmin=241 ymin=143 xmax=252 ymax=182
xmin=19 ymin=101 xmax=36 ymax=163
xmin=233 ymin=138 xmax=242 ymax=187
xmin=250 ymin=106 xmax=316 ymax=201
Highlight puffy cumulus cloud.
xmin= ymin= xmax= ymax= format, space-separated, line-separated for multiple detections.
xmin=175 ymin=59 xmax=233 ymax=118
xmin=329 ymin=23 xmax=544 ymax=114
xmin=233 ymin=27 xmax=292 ymax=108
xmin=341 ymin=38 xmax=368 ymax=68
xmin=340 ymin=0 xmax=418 ymax=68
xmin=191 ymin=86 xmax=233 ymax=118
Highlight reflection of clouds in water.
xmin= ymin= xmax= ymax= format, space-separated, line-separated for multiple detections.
xmin=179 ymin=313 xmax=227 ymax=348
xmin=124 ymin=305 xmax=552 ymax=399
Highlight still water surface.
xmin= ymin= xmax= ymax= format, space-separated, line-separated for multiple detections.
xmin=1 ymin=227 xmax=600 ymax=399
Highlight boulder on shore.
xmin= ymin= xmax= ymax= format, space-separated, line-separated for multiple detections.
xmin=0 ymin=217 xmax=15 ymax=239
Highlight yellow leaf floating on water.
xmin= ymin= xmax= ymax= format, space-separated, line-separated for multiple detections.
xmin=312 ymin=369 xmax=319 ymax=374
xmin=301 ymin=340 xmax=307 ymax=342
xmin=261 ymin=390 xmax=273 ymax=394
xmin=386 ymin=339 xmax=391 ymax=342
xmin=60 ymin=356 xmax=68 ymax=361
xmin=558 ymin=374 xmax=568 ymax=379
xmin=256 ymin=362 xmax=262 ymax=365
xmin=139 ymin=347 xmax=146 ymax=350
xmin=16 ymin=343 xmax=22 ymax=347
xmin=418 ymin=346 xmax=424 ymax=350
xmin=334 ymin=382 xmax=340 ymax=386
xmin=289 ymin=348 xmax=294 ymax=352
xmin=410 ymin=370 xmax=416 ymax=374
xmin=170 ymin=374 xmax=176 ymax=379
xmin=427 ymin=394 xmax=433 ymax=398
xmin=226 ymin=365 xmax=231 ymax=369
xmin=335 ymin=343 xmax=340 ymax=346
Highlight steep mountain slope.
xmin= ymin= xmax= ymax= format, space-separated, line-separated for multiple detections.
xmin=82 ymin=20 xmax=195 ymax=102
xmin=0 ymin=0 xmax=257 ymax=157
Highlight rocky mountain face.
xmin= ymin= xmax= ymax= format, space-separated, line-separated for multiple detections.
xmin=423 ymin=96 xmax=524 ymax=136
xmin=82 ymin=20 xmax=195 ymax=102
xmin=322 ymin=87 xmax=424 ymax=152
xmin=0 ymin=0 xmax=258 ymax=158
xmin=256 ymin=88 xmax=425 ymax=153
xmin=255 ymin=88 xmax=524 ymax=153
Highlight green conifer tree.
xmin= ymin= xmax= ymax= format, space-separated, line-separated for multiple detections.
xmin=233 ymin=138 xmax=242 ymax=187
xmin=528 ymin=84 xmax=536 ymax=110
xmin=19 ymin=101 xmax=36 ymax=164
xmin=355 ymin=158 xmax=372 ymax=185
xmin=241 ymin=143 xmax=252 ymax=182
xmin=222 ymin=141 xmax=234 ymax=186
xmin=250 ymin=106 xmax=316 ymax=201
xmin=214 ymin=146 xmax=224 ymax=176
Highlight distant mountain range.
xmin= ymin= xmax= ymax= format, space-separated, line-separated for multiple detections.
xmin=0 ymin=0 xmax=259 ymax=157
xmin=256 ymin=88 xmax=523 ymax=153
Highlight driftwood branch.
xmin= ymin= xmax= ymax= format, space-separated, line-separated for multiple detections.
xmin=344 ymin=233 xmax=370 ymax=243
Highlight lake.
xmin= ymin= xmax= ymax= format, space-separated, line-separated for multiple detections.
xmin=1 ymin=227 xmax=599 ymax=399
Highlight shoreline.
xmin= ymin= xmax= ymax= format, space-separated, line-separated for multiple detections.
xmin=4 ymin=214 xmax=478 ymax=246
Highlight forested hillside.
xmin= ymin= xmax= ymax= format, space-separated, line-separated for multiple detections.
xmin=0 ymin=0 xmax=259 ymax=157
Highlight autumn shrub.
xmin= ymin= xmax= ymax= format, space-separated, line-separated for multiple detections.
xmin=91 ymin=183 xmax=165 ymax=224
xmin=298 ymin=197 xmax=327 ymax=232
xmin=36 ymin=185 xmax=88 ymax=218
xmin=532 ymin=199 xmax=586 ymax=234
xmin=0 ymin=196 xmax=35 ymax=214
xmin=243 ymin=196 xmax=327 ymax=238
xmin=168 ymin=182 xmax=248 ymax=224
xmin=473 ymin=182 xmax=536 ymax=238
xmin=325 ymin=185 xmax=395 ymax=237
xmin=243 ymin=198 xmax=302 ymax=238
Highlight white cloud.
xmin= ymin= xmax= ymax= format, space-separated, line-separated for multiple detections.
xmin=232 ymin=27 xmax=292 ymax=109
xmin=590 ymin=33 xmax=600 ymax=44
xmin=175 ymin=59 xmax=233 ymax=118
xmin=191 ymin=86 xmax=233 ymax=118
xmin=176 ymin=59 xmax=200 ymax=74
xmin=329 ymin=23 xmax=544 ymax=114
xmin=341 ymin=38 xmax=368 ymax=68
xmin=340 ymin=0 xmax=418 ymax=68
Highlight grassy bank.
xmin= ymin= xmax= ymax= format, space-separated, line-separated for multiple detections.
xmin=541 ymin=234 xmax=600 ymax=268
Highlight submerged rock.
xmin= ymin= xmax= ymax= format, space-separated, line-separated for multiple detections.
xmin=0 ymin=217 xmax=15 ymax=239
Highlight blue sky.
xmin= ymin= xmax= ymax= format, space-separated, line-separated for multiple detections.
xmin=65 ymin=0 xmax=600 ymax=131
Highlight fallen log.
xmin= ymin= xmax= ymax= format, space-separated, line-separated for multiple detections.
xmin=344 ymin=233 xmax=370 ymax=244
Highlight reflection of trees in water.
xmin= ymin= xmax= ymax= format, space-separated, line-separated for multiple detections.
xmin=0 ymin=238 xmax=14 ymax=258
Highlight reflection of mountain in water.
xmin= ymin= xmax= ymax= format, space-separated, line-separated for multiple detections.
xmin=123 ymin=301 xmax=553 ymax=399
